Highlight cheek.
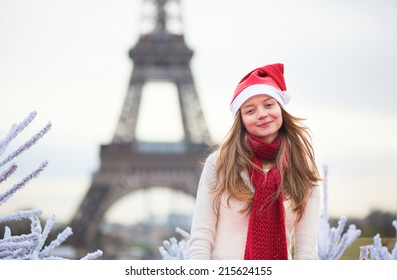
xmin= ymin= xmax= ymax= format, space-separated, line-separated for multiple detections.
xmin=273 ymin=109 xmax=283 ymax=126
xmin=276 ymin=111 xmax=283 ymax=122
xmin=275 ymin=115 xmax=283 ymax=129
xmin=276 ymin=118 xmax=283 ymax=130
xmin=241 ymin=116 xmax=255 ymax=130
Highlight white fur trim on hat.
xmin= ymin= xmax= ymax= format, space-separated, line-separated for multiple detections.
xmin=230 ymin=84 xmax=291 ymax=116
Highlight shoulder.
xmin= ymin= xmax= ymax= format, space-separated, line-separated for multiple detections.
xmin=198 ymin=151 xmax=219 ymax=183
xmin=310 ymin=185 xmax=321 ymax=198
xmin=205 ymin=151 xmax=253 ymax=192
xmin=205 ymin=151 xmax=219 ymax=165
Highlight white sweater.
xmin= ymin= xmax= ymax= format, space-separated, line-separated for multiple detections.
xmin=188 ymin=152 xmax=321 ymax=260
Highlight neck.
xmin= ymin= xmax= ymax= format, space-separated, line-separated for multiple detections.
xmin=261 ymin=161 xmax=274 ymax=171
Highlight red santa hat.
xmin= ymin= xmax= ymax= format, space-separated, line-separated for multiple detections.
xmin=230 ymin=63 xmax=291 ymax=117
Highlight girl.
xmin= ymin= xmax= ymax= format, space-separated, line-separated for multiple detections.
xmin=188 ymin=63 xmax=321 ymax=260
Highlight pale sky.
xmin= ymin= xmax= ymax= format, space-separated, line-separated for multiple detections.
xmin=1 ymin=0 xmax=396 ymax=226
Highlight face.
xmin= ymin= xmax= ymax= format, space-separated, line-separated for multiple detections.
xmin=240 ymin=94 xmax=283 ymax=143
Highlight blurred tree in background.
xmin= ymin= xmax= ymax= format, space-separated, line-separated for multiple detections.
xmin=330 ymin=209 xmax=396 ymax=237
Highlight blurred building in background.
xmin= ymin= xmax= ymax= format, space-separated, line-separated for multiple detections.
xmin=68 ymin=0 xmax=212 ymax=259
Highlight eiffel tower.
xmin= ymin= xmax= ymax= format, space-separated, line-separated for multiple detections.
xmin=68 ymin=0 xmax=212 ymax=257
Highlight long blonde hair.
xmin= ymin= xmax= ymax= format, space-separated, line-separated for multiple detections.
xmin=213 ymin=107 xmax=320 ymax=222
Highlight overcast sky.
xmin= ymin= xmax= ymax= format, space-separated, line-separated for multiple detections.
xmin=1 ymin=0 xmax=396 ymax=226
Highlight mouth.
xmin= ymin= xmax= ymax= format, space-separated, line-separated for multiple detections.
xmin=258 ymin=121 xmax=272 ymax=128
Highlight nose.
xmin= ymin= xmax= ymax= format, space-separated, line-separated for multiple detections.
xmin=257 ymin=107 xmax=268 ymax=119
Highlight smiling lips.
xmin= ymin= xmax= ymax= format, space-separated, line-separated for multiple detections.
xmin=258 ymin=121 xmax=273 ymax=128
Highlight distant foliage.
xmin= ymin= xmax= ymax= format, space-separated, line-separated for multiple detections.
xmin=345 ymin=210 xmax=397 ymax=237
xmin=0 ymin=111 xmax=102 ymax=260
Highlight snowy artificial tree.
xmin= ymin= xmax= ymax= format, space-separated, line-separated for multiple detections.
xmin=0 ymin=111 xmax=102 ymax=260
xmin=359 ymin=220 xmax=397 ymax=260
xmin=159 ymin=227 xmax=190 ymax=260
xmin=317 ymin=165 xmax=362 ymax=260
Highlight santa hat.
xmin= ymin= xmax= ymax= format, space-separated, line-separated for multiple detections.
xmin=230 ymin=63 xmax=291 ymax=117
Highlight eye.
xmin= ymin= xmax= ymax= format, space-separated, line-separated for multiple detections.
xmin=243 ymin=108 xmax=254 ymax=115
xmin=265 ymin=102 xmax=274 ymax=108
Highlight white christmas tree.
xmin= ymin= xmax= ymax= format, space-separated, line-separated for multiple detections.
xmin=317 ymin=166 xmax=362 ymax=259
xmin=0 ymin=111 xmax=102 ymax=260
xmin=359 ymin=220 xmax=397 ymax=260
xmin=159 ymin=227 xmax=190 ymax=260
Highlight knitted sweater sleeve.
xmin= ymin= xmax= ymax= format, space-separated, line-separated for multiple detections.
xmin=187 ymin=152 xmax=218 ymax=260
xmin=293 ymin=186 xmax=321 ymax=259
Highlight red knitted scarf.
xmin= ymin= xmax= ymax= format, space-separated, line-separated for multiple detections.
xmin=244 ymin=135 xmax=288 ymax=260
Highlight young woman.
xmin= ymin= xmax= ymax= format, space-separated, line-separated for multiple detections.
xmin=188 ymin=63 xmax=321 ymax=260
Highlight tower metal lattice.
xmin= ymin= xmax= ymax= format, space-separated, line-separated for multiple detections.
xmin=68 ymin=0 xmax=213 ymax=256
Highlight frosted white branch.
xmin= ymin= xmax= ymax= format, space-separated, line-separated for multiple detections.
xmin=0 ymin=163 xmax=17 ymax=184
xmin=0 ymin=161 xmax=48 ymax=206
xmin=30 ymin=215 xmax=56 ymax=259
xmin=176 ymin=227 xmax=191 ymax=240
xmin=366 ymin=220 xmax=397 ymax=260
xmin=0 ymin=209 xmax=43 ymax=223
xmin=317 ymin=166 xmax=361 ymax=259
xmin=318 ymin=215 xmax=361 ymax=259
xmin=30 ymin=215 xmax=42 ymax=235
xmin=0 ymin=244 xmax=30 ymax=259
xmin=359 ymin=245 xmax=370 ymax=260
xmin=0 ymin=247 xmax=27 ymax=260
xmin=0 ymin=111 xmax=102 ymax=260
xmin=0 ymin=111 xmax=37 ymax=157
xmin=159 ymin=227 xmax=190 ymax=260
xmin=80 ymin=250 xmax=104 ymax=260
xmin=0 ymin=232 xmax=39 ymax=246
xmin=0 ymin=121 xmax=51 ymax=168
xmin=3 ymin=226 xmax=11 ymax=239
xmin=39 ymin=227 xmax=73 ymax=258
xmin=0 ymin=232 xmax=40 ymax=260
